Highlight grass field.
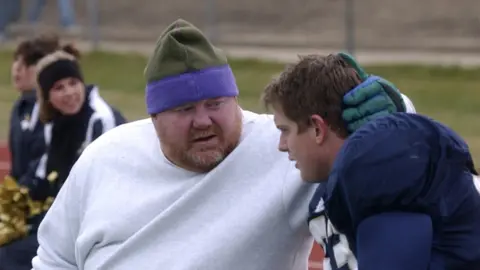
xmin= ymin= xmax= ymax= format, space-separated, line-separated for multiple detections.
xmin=1 ymin=50 xmax=480 ymax=162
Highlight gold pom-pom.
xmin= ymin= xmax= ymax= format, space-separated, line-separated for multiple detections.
xmin=0 ymin=175 xmax=57 ymax=246
xmin=47 ymin=171 xmax=58 ymax=183
xmin=42 ymin=197 xmax=55 ymax=211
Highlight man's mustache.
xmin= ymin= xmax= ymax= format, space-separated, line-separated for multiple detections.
xmin=190 ymin=129 xmax=218 ymax=141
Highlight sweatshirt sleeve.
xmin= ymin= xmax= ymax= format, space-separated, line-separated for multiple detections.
xmin=31 ymin=159 xmax=85 ymax=269
xmin=281 ymin=162 xmax=316 ymax=232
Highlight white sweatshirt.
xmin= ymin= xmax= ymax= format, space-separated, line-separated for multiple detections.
xmin=32 ymin=110 xmax=315 ymax=270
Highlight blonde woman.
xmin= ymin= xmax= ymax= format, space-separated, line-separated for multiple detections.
xmin=32 ymin=46 xmax=126 ymax=194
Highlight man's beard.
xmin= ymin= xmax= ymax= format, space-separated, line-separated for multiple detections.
xmin=166 ymin=113 xmax=243 ymax=173
xmin=182 ymin=142 xmax=236 ymax=172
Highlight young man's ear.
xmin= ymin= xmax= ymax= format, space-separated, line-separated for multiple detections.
xmin=310 ymin=114 xmax=328 ymax=144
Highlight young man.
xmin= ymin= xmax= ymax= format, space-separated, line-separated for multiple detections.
xmin=263 ymin=54 xmax=480 ymax=269
xmin=8 ymin=34 xmax=61 ymax=182
xmin=31 ymin=19 xmax=413 ymax=270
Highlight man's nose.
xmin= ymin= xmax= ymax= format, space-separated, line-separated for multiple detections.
xmin=192 ymin=109 xmax=213 ymax=129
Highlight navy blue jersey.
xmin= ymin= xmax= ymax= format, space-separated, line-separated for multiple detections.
xmin=8 ymin=90 xmax=45 ymax=180
xmin=325 ymin=113 xmax=480 ymax=270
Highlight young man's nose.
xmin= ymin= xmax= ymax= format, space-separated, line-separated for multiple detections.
xmin=278 ymin=140 xmax=288 ymax=152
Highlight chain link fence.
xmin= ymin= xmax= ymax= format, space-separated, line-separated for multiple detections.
xmin=8 ymin=0 xmax=480 ymax=53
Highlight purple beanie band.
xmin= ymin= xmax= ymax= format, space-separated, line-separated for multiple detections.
xmin=145 ymin=64 xmax=239 ymax=114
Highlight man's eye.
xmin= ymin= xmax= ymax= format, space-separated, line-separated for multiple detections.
xmin=278 ymin=127 xmax=288 ymax=134
xmin=207 ymin=100 xmax=223 ymax=108
xmin=176 ymin=106 xmax=193 ymax=112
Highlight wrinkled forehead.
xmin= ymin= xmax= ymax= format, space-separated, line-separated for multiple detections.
xmin=171 ymin=96 xmax=230 ymax=109
xmin=154 ymin=96 xmax=238 ymax=122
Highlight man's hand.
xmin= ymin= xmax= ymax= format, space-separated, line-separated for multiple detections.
xmin=339 ymin=52 xmax=407 ymax=133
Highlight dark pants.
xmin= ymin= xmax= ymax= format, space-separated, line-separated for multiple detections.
xmin=0 ymin=234 xmax=38 ymax=270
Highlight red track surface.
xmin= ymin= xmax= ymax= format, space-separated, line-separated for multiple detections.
xmin=0 ymin=143 xmax=10 ymax=178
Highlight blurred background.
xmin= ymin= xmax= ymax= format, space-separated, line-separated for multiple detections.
xmin=2 ymin=0 xmax=480 ymax=52
xmin=0 ymin=1 xmax=480 ymax=269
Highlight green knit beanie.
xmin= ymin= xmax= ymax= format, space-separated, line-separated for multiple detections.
xmin=145 ymin=19 xmax=228 ymax=83
xmin=145 ymin=19 xmax=238 ymax=114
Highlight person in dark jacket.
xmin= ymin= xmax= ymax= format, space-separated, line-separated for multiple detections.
xmin=264 ymin=53 xmax=480 ymax=270
xmin=8 ymin=34 xmax=62 ymax=183
xmin=0 ymin=46 xmax=126 ymax=270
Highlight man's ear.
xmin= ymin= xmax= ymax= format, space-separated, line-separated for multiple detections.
xmin=310 ymin=114 xmax=328 ymax=144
